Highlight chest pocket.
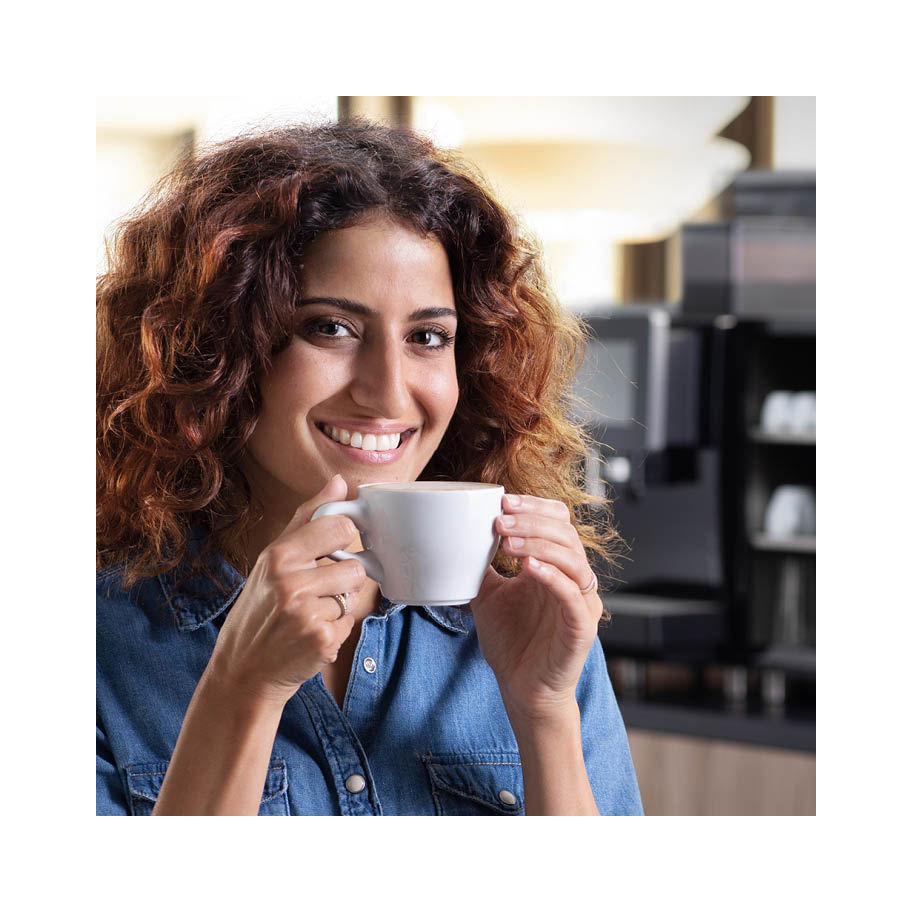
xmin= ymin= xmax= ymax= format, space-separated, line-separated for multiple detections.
xmin=124 ymin=758 xmax=290 ymax=816
xmin=423 ymin=751 xmax=524 ymax=816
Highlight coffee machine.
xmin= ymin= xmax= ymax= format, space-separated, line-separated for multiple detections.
xmin=574 ymin=305 xmax=734 ymax=669
xmin=579 ymin=170 xmax=815 ymax=712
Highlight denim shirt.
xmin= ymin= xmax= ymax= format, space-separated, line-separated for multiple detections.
xmin=97 ymin=542 xmax=643 ymax=816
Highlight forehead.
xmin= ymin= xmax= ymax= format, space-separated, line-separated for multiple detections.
xmin=300 ymin=217 xmax=454 ymax=309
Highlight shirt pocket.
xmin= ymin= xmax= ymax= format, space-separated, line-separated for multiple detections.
xmin=423 ymin=750 xmax=524 ymax=816
xmin=124 ymin=758 xmax=290 ymax=816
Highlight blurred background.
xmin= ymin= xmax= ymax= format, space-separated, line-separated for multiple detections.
xmin=97 ymin=96 xmax=816 ymax=815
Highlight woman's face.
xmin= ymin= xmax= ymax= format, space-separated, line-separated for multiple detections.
xmin=243 ymin=215 xmax=460 ymax=517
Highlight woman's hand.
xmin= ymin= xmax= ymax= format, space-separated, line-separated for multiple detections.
xmin=204 ymin=474 xmax=366 ymax=708
xmin=469 ymin=493 xmax=603 ymax=725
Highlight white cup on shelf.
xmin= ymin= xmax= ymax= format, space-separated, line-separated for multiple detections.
xmin=788 ymin=391 xmax=816 ymax=434
xmin=759 ymin=391 xmax=793 ymax=433
xmin=764 ymin=485 xmax=815 ymax=538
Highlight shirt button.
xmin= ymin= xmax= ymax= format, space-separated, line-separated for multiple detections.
xmin=498 ymin=789 xmax=517 ymax=806
xmin=345 ymin=774 xmax=366 ymax=794
xmin=362 ymin=657 xmax=377 ymax=674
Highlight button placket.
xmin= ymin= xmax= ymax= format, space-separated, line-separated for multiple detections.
xmin=340 ymin=615 xmax=386 ymax=745
xmin=296 ymin=680 xmax=381 ymax=815
xmin=334 ymin=617 xmax=382 ymax=813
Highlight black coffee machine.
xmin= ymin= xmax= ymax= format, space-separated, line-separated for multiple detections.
xmin=574 ymin=304 xmax=734 ymax=665
xmin=579 ymin=170 xmax=815 ymax=711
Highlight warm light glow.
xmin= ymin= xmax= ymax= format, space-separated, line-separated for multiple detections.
xmin=412 ymin=97 xmax=752 ymax=307
xmin=96 ymin=96 xmax=338 ymax=274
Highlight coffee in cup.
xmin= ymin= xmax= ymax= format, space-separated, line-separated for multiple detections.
xmin=311 ymin=481 xmax=504 ymax=605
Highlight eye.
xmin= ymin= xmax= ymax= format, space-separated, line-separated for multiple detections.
xmin=411 ymin=327 xmax=456 ymax=349
xmin=298 ymin=318 xmax=356 ymax=342
xmin=311 ymin=319 xmax=353 ymax=338
xmin=412 ymin=328 xmax=449 ymax=347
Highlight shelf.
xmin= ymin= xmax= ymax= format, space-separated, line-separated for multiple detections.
xmin=750 ymin=533 xmax=815 ymax=554
xmin=761 ymin=318 xmax=816 ymax=338
xmin=747 ymin=427 xmax=815 ymax=445
xmin=599 ymin=593 xmax=724 ymax=655
xmin=618 ymin=694 xmax=815 ymax=753
xmin=754 ymin=645 xmax=816 ymax=678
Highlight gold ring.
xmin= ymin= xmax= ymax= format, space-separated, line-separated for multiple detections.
xmin=579 ymin=572 xmax=598 ymax=595
xmin=330 ymin=593 xmax=349 ymax=618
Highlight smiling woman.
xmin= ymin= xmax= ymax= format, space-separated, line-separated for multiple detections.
xmin=96 ymin=119 xmax=624 ymax=588
xmin=96 ymin=118 xmax=643 ymax=816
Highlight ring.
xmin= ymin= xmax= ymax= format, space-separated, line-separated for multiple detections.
xmin=330 ymin=593 xmax=349 ymax=618
xmin=579 ymin=572 xmax=598 ymax=595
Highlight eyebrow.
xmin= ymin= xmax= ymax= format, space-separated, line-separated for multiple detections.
xmin=297 ymin=296 xmax=458 ymax=323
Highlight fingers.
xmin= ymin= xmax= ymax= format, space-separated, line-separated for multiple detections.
xmin=501 ymin=533 xmax=594 ymax=592
xmin=496 ymin=511 xmax=579 ymax=551
xmin=521 ymin=555 xmax=597 ymax=635
xmin=498 ymin=496 xmax=599 ymax=594
xmin=264 ymin=511 xmax=361 ymax=574
xmin=281 ymin=473 xmax=349 ymax=536
xmin=308 ymin=557 xmax=368 ymax=599
xmin=502 ymin=493 xmax=572 ymax=524
xmin=272 ymin=559 xmax=368 ymax=623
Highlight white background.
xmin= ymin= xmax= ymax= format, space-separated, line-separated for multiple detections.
xmin=3 ymin=1 xmax=907 ymax=908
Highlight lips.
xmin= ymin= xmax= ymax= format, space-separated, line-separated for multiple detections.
xmin=314 ymin=421 xmax=417 ymax=465
xmin=316 ymin=422 xmax=415 ymax=450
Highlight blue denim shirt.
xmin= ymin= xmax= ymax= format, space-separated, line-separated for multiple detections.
xmin=97 ymin=542 xmax=643 ymax=816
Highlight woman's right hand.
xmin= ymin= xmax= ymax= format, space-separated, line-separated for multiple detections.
xmin=204 ymin=473 xmax=365 ymax=708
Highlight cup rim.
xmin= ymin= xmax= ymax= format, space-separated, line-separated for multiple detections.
xmin=356 ymin=481 xmax=504 ymax=493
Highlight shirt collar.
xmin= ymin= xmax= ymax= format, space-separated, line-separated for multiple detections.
xmin=375 ymin=596 xmax=472 ymax=635
xmin=158 ymin=530 xmax=471 ymax=636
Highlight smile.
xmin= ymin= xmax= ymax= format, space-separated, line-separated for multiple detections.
xmin=315 ymin=422 xmax=417 ymax=465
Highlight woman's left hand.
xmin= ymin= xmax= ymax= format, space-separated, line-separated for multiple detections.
xmin=469 ymin=493 xmax=603 ymax=725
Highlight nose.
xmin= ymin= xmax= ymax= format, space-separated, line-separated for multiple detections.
xmin=348 ymin=332 xmax=412 ymax=418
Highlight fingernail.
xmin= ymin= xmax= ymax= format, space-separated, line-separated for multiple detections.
xmin=509 ymin=537 xmax=525 ymax=549
xmin=506 ymin=494 xmax=521 ymax=507
xmin=500 ymin=514 xmax=516 ymax=528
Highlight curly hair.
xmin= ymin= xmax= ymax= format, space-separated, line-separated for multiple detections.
xmin=97 ymin=117 xmax=628 ymax=596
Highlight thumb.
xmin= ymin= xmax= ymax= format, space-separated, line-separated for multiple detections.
xmin=289 ymin=473 xmax=349 ymax=529
xmin=471 ymin=565 xmax=504 ymax=606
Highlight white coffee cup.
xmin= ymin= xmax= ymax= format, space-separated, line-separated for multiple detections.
xmin=311 ymin=481 xmax=504 ymax=605
xmin=788 ymin=391 xmax=816 ymax=434
xmin=760 ymin=391 xmax=793 ymax=433
xmin=764 ymin=485 xmax=815 ymax=538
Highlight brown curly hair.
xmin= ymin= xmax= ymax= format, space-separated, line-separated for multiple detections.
xmin=97 ymin=117 xmax=628 ymax=596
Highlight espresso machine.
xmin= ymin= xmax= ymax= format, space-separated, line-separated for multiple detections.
xmin=574 ymin=305 xmax=734 ymax=695
xmin=578 ymin=171 xmax=815 ymax=714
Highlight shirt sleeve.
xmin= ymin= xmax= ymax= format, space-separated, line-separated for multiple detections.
xmin=97 ymin=720 xmax=129 ymax=816
xmin=575 ymin=637 xmax=644 ymax=815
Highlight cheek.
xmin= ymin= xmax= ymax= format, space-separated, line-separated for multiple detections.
xmin=426 ymin=359 xmax=459 ymax=420
xmin=253 ymin=351 xmax=319 ymax=444
xmin=260 ymin=346 xmax=335 ymax=414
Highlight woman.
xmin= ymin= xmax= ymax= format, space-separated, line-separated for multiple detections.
xmin=96 ymin=118 xmax=643 ymax=815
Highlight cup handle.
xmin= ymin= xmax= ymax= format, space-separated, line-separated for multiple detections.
xmin=310 ymin=498 xmax=385 ymax=585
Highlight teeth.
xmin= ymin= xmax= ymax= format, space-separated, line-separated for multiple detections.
xmin=321 ymin=424 xmax=402 ymax=451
